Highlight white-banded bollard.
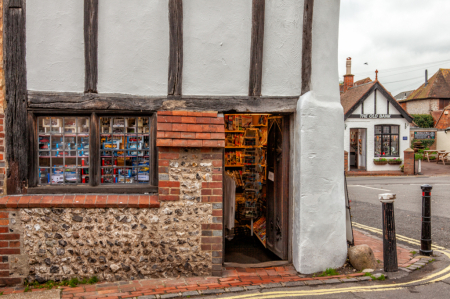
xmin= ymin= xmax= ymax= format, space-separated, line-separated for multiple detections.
xmin=380 ymin=193 xmax=398 ymax=272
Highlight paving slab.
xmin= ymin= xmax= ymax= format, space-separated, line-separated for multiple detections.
xmin=304 ymin=280 xmax=324 ymax=285
xmin=261 ymin=283 xmax=283 ymax=289
xmin=181 ymin=291 xmax=199 ymax=297
xmin=160 ymin=293 xmax=181 ymax=299
xmin=284 ymin=281 xmax=306 ymax=287
xmin=324 ymin=279 xmax=341 ymax=284
xmin=138 ymin=296 xmax=156 ymax=299
xmin=228 ymin=287 xmax=245 ymax=292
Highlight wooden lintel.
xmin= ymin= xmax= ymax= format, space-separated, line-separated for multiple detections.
xmin=4 ymin=0 xmax=28 ymax=194
xmin=301 ymin=0 xmax=314 ymax=96
xmin=168 ymin=0 xmax=183 ymax=96
xmin=84 ymin=0 xmax=98 ymax=93
xmin=27 ymin=92 xmax=299 ymax=113
xmin=249 ymin=0 xmax=265 ymax=97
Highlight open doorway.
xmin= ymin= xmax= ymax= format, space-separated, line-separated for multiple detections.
xmin=223 ymin=114 xmax=289 ymax=265
xmin=349 ymin=128 xmax=367 ymax=171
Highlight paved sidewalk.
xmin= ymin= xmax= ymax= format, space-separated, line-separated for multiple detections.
xmin=0 ymin=230 xmax=416 ymax=299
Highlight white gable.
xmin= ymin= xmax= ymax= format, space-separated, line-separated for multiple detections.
xmin=351 ymin=89 xmax=402 ymax=116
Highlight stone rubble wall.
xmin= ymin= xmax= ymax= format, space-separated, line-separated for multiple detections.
xmin=20 ymin=204 xmax=212 ymax=283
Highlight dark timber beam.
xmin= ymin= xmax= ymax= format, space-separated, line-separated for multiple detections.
xmin=84 ymin=0 xmax=98 ymax=93
xmin=28 ymin=92 xmax=298 ymax=113
xmin=168 ymin=0 xmax=183 ymax=96
xmin=301 ymin=0 xmax=314 ymax=96
xmin=4 ymin=0 xmax=28 ymax=194
xmin=249 ymin=0 xmax=265 ymax=97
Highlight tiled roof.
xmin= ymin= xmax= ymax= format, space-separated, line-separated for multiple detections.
xmin=394 ymin=90 xmax=414 ymax=101
xmin=340 ymin=82 xmax=376 ymax=114
xmin=399 ymin=69 xmax=450 ymax=102
xmin=354 ymin=77 xmax=372 ymax=87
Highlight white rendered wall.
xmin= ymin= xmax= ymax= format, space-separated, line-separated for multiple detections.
xmin=344 ymin=118 xmax=410 ymax=171
xmin=293 ymin=0 xmax=347 ymax=274
xmin=183 ymin=0 xmax=252 ymax=96
xmin=436 ymin=131 xmax=450 ymax=151
xmin=98 ymin=0 xmax=169 ymax=96
xmin=261 ymin=0 xmax=303 ymax=96
xmin=26 ymin=0 xmax=84 ymax=92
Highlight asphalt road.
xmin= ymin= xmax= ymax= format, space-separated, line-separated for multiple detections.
xmin=347 ymin=175 xmax=450 ymax=249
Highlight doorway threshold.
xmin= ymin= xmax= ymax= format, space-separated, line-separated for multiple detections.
xmin=224 ymin=260 xmax=290 ymax=268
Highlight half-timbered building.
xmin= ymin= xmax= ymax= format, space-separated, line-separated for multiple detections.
xmin=0 ymin=0 xmax=347 ymax=285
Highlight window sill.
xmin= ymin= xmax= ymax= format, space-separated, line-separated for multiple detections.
xmin=27 ymin=185 xmax=158 ymax=195
xmin=0 ymin=193 xmax=160 ymax=209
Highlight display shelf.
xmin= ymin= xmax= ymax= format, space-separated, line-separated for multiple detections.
xmin=225 ymin=130 xmax=245 ymax=133
xmin=225 ymin=164 xmax=245 ymax=167
xmin=255 ymin=231 xmax=266 ymax=248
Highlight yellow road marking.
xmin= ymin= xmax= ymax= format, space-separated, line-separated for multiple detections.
xmin=221 ymin=223 xmax=450 ymax=299
xmin=353 ymin=222 xmax=446 ymax=250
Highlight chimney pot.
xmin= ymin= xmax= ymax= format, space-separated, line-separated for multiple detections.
xmin=343 ymin=57 xmax=354 ymax=93
xmin=425 ymin=70 xmax=428 ymax=87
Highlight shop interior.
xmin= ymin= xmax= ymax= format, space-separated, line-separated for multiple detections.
xmin=349 ymin=128 xmax=367 ymax=170
xmin=223 ymin=113 xmax=283 ymax=264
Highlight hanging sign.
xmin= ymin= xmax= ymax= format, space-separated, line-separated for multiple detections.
xmin=268 ymin=172 xmax=274 ymax=181
xmin=360 ymin=114 xmax=391 ymax=119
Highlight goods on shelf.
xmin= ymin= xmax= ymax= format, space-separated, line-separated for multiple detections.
xmin=99 ymin=117 xmax=151 ymax=184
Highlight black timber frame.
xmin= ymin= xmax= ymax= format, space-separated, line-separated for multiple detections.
xmin=3 ymin=1 xmax=318 ymax=195
xmin=4 ymin=0 xmax=28 ymax=194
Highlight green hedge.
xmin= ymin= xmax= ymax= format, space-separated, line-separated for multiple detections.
xmin=411 ymin=114 xmax=434 ymax=128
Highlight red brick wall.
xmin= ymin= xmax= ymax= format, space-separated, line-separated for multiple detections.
xmin=156 ymin=111 xmax=225 ymax=148
xmin=403 ymin=149 xmax=415 ymax=175
xmin=0 ymin=210 xmax=22 ymax=285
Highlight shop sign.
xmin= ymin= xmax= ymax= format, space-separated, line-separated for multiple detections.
xmin=414 ymin=131 xmax=435 ymax=139
xmin=360 ymin=114 xmax=391 ymax=119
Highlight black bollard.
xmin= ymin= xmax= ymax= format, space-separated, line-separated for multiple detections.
xmin=380 ymin=193 xmax=398 ymax=272
xmin=420 ymin=184 xmax=433 ymax=256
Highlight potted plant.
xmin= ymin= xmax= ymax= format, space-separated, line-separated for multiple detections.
xmin=373 ymin=158 xmax=388 ymax=165
xmin=400 ymin=164 xmax=404 ymax=172
xmin=388 ymin=158 xmax=403 ymax=165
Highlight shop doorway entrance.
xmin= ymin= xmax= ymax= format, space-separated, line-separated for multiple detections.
xmin=223 ymin=114 xmax=290 ymax=265
xmin=349 ymin=128 xmax=367 ymax=171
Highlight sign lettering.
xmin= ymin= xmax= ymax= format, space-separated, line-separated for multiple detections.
xmin=360 ymin=114 xmax=391 ymax=119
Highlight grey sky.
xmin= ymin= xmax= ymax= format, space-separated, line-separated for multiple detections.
xmin=338 ymin=0 xmax=450 ymax=95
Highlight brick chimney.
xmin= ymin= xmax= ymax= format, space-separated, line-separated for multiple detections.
xmin=343 ymin=57 xmax=354 ymax=93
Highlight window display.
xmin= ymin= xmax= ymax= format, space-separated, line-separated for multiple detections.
xmin=374 ymin=125 xmax=399 ymax=157
xmin=100 ymin=117 xmax=151 ymax=184
xmin=38 ymin=117 xmax=90 ymax=185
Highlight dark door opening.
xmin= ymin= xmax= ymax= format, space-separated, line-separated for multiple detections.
xmin=223 ymin=114 xmax=290 ymax=265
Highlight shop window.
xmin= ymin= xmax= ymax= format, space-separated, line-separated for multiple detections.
xmin=36 ymin=115 xmax=156 ymax=190
xmin=374 ymin=125 xmax=399 ymax=157
xmin=100 ymin=117 xmax=151 ymax=184
xmin=38 ymin=117 xmax=90 ymax=185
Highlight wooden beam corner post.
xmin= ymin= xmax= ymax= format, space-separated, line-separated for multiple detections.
xmin=84 ymin=0 xmax=98 ymax=93
xmin=4 ymin=0 xmax=28 ymax=194
xmin=301 ymin=0 xmax=314 ymax=96
xmin=249 ymin=0 xmax=265 ymax=97
xmin=168 ymin=0 xmax=183 ymax=96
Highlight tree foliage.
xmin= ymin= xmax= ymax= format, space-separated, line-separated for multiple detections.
xmin=412 ymin=114 xmax=434 ymax=128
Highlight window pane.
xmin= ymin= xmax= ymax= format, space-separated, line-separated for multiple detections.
xmin=391 ymin=135 xmax=399 ymax=156
xmin=374 ymin=135 xmax=382 ymax=157
xmin=382 ymin=126 xmax=390 ymax=134
xmin=382 ymin=135 xmax=390 ymax=156
xmin=375 ymin=126 xmax=382 ymax=135
xmin=37 ymin=117 xmax=90 ymax=185
xmin=100 ymin=117 xmax=152 ymax=184
xmin=391 ymin=126 xmax=399 ymax=134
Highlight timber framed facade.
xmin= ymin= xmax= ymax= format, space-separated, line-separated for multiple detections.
xmin=0 ymin=0 xmax=348 ymax=286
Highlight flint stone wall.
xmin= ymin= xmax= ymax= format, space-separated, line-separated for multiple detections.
xmin=21 ymin=204 xmax=212 ymax=283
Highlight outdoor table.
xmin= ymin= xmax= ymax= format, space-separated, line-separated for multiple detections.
xmin=423 ymin=150 xmax=439 ymax=162
xmin=436 ymin=151 xmax=450 ymax=165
